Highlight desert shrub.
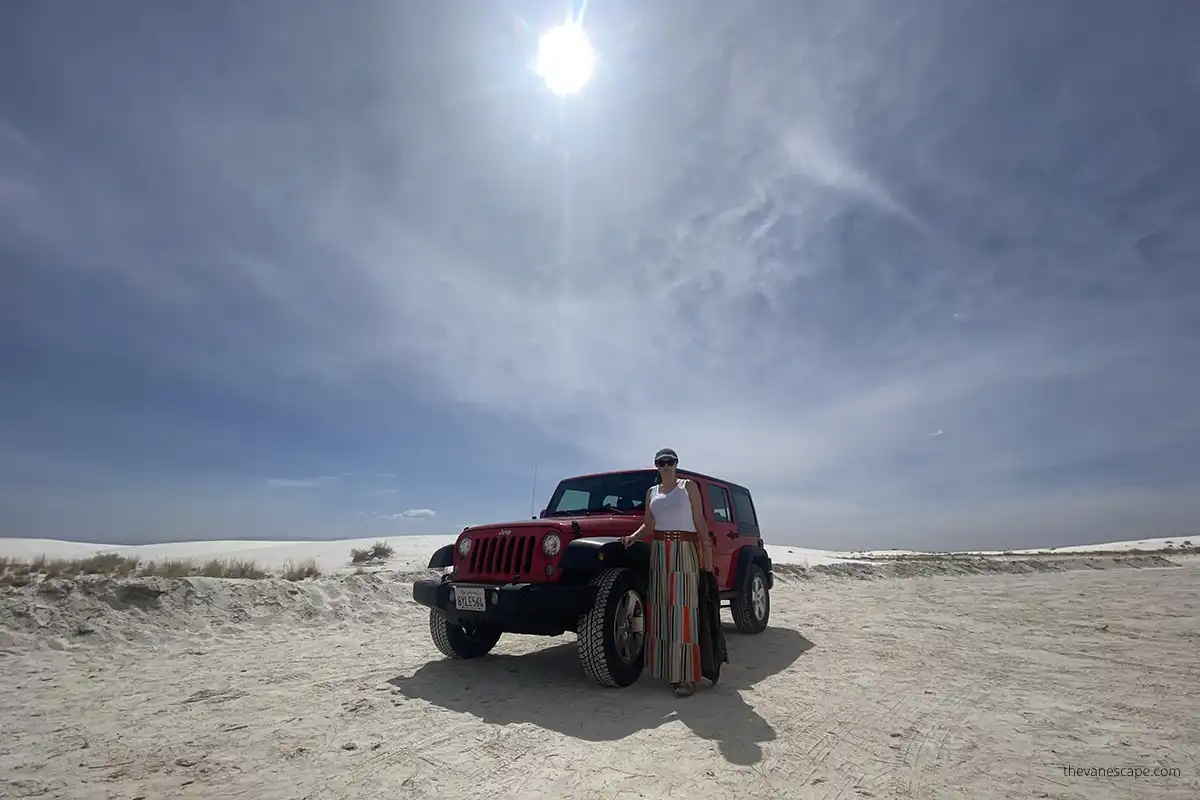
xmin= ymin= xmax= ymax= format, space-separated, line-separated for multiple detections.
xmin=39 ymin=558 xmax=76 ymax=579
xmin=140 ymin=559 xmax=201 ymax=578
xmin=0 ymin=572 xmax=31 ymax=588
xmin=1 ymin=554 xmax=283 ymax=582
xmin=350 ymin=540 xmax=394 ymax=564
xmin=162 ymin=559 xmax=199 ymax=577
xmin=11 ymin=552 xmax=142 ymax=579
xmin=75 ymin=552 xmax=142 ymax=576
xmin=224 ymin=559 xmax=269 ymax=579
xmin=282 ymin=559 xmax=321 ymax=581
xmin=169 ymin=558 xmax=267 ymax=579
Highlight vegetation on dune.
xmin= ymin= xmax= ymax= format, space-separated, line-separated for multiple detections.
xmin=281 ymin=559 xmax=322 ymax=581
xmin=2 ymin=538 xmax=1192 ymax=588
xmin=349 ymin=540 xmax=394 ymax=565
xmin=0 ymin=551 xmax=323 ymax=586
xmin=875 ymin=545 xmax=1200 ymax=561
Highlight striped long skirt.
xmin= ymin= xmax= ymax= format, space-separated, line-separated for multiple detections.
xmin=645 ymin=531 xmax=702 ymax=684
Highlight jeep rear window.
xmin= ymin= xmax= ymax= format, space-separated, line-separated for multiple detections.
xmin=545 ymin=470 xmax=658 ymax=515
xmin=731 ymin=488 xmax=758 ymax=529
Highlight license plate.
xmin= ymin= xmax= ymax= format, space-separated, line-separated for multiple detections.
xmin=454 ymin=586 xmax=486 ymax=612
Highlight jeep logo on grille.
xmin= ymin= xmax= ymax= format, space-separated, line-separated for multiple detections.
xmin=497 ymin=529 xmax=512 ymax=536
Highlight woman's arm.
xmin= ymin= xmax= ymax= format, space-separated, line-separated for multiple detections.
xmin=685 ymin=480 xmax=714 ymax=571
xmin=622 ymin=488 xmax=657 ymax=546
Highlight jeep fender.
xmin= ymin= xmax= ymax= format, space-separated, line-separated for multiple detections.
xmin=560 ymin=537 xmax=650 ymax=574
xmin=426 ymin=544 xmax=455 ymax=569
xmin=732 ymin=546 xmax=773 ymax=591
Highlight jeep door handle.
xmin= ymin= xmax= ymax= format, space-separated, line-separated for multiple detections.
xmin=725 ymin=531 xmax=737 ymax=539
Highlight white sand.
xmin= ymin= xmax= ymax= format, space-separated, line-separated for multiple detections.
xmin=1 ymin=546 xmax=1197 ymax=799
xmin=5 ymin=533 xmax=1193 ymax=576
xmin=1011 ymin=535 xmax=1195 ymax=553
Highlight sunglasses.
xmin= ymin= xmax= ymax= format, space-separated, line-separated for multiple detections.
xmin=655 ymin=458 xmax=678 ymax=468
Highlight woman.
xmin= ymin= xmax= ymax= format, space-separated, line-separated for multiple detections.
xmin=621 ymin=447 xmax=714 ymax=696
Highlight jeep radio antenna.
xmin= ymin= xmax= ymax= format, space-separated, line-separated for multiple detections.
xmin=529 ymin=459 xmax=539 ymax=519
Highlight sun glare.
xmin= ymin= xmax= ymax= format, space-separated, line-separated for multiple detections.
xmin=536 ymin=22 xmax=594 ymax=96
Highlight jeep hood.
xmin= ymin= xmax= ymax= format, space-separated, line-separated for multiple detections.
xmin=463 ymin=514 xmax=640 ymax=537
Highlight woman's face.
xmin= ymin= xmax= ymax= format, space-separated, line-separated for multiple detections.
xmin=655 ymin=455 xmax=678 ymax=476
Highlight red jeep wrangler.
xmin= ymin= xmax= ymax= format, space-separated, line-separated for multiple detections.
xmin=412 ymin=468 xmax=774 ymax=687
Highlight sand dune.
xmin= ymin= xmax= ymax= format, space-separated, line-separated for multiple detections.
xmin=2 ymin=533 xmax=1194 ymax=575
xmin=0 ymin=535 xmax=457 ymax=575
xmin=1 ymin=536 xmax=1197 ymax=799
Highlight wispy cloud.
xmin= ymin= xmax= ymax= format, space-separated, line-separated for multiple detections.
xmin=357 ymin=509 xmax=438 ymax=522
xmin=267 ymin=473 xmax=397 ymax=490
xmin=266 ymin=477 xmax=338 ymax=489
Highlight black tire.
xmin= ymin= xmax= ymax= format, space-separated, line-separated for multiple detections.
xmin=429 ymin=610 xmax=502 ymax=659
xmin=577 ymin=568 xmax=647 ymax=687
xmin=731 ymin=561 xmax=770 ymax=634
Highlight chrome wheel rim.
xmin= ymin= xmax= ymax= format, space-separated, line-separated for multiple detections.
xmin=752 ymin=575 xmax=767 ymax=620
xmin=614 ymin=589 xmax=645 ymax=664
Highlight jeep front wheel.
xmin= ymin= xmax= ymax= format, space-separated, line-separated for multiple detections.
xmin=577 ymin=568 xmax=647 ymax=687
xmin=731 ymin=562 xmax=770 ymax=633
xmin=429 ymin=610 xmax=502 ymax=659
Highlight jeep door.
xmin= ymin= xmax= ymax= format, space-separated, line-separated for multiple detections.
xmin=703 ymin=481 xmax=739 ymax=586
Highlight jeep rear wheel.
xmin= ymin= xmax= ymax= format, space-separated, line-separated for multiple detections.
xmin=577 ymin=568 xmax=647 ymax=687
xmin=731 ymin=562 xmax=770 ymax=633
xmin=429 ymin=610 xmax=502 ymax=659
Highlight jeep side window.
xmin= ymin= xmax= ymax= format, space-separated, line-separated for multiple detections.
xmin=731 ymin=488 xmax=759 ymax=536
xmin=707 ymin=484 xmax=732 ymax=523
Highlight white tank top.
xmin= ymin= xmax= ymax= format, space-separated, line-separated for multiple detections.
xmin=649 ymin=479 xmax=696 ymax=532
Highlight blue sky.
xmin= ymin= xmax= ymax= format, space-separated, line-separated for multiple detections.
xmin=2 ymin=0 xmax=1198 ymax=550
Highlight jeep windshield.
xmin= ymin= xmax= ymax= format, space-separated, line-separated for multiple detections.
xmin=543 ymin=470 xmax=658 ymax=517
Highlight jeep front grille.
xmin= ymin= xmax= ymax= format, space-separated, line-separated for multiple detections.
xmin=468 ymin=534 xmax=537 ymax=578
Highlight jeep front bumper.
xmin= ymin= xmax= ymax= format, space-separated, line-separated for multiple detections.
xmin=412 ymin=578 xmax=598 ymax=636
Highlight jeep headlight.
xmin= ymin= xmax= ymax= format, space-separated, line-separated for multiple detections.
xmin=542 ymin=532 xmax=562 ymax=557
xmin=458 ymin=537 xmax=472 ymax=557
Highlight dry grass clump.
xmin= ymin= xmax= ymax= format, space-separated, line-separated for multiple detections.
xmin=0 ymin=552 xmax=321 ymax=584
xmin=282 ymin=559 xmax=322 ymax=581
xmin=139 ymin=559 xmax=200 ymax=578
xmin=75 ymin=552 xmax=143 ymax=576
xmin=0 ymin=553 xmax=145 ymax=584
xmin=195 ymin=558 xmax=270 ymax=580
xmin=350 ymin=540 xmax=394 ymax=565
xmin=1055 ymin=545 xmax=1200 ymax=557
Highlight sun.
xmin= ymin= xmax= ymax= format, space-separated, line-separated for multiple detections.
xmin=536 ymin=22 xmax=594 ymax=96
